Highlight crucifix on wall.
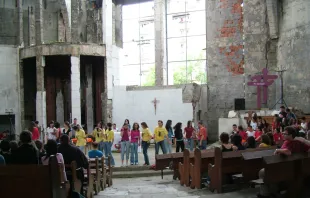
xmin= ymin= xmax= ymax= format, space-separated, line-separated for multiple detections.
xmin=151 ymin=98 xmax=160 ymax=115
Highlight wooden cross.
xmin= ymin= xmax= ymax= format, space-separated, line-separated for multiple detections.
xmin=151 ymin=98 xmax=160 ymax=115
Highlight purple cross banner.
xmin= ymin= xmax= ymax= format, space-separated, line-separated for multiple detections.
xmin=247 ymin=68 xmax=278 ymax=109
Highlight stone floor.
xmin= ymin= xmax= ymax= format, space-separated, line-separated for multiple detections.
xmin=95 ymin=176 xmax=259 ymax=198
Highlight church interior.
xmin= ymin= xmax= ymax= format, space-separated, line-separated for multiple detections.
xmin=1 ymin=0 xmax=310 ymax=197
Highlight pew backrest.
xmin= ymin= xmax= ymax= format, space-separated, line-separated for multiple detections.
xmin=0 ymin=156 xmax=64 ymax=198
xmin=155 ymin=154 xmax=172 ymax=170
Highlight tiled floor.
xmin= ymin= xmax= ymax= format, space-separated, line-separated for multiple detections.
xmin=95 ymin=176 xmax=260 ymax=198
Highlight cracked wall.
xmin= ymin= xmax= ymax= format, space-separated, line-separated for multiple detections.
xmin=278 ymin=0 xmax=310 ymax=112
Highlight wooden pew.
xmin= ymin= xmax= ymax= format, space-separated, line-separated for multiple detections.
xmin=155 ymin=153 xmax=172 ymax=179
xmin=241 ymin=149 xmax=275 ymax=182
xmin=263 ymin=153 xmax=308 ymax=198
xmin=0 ymin=156 xmax=66 ymax=198
xmin=88 ymin=158 xmax=101 ymax=195
xmin=189 ymin=148 xmax=215 ymax=189
xmin=179 ymin=149 xmax=194 ymax=186
xmin=208 ymin=147 xmax=276 ymax=193
xmin=171 ymin=152 xmax=183 ymax=180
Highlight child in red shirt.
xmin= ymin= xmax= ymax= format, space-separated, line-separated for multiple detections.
xmin=254 ymin=127 xmax=263 ymax=142
xmin=237 ymin=126 xmax=247 ymax=143
xmin=273 ymin=128 xmax=283 ymax=145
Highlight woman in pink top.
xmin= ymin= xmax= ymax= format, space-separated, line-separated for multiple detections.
xmin=120 ymin=123 xmax=131 ymax=166
xmin=41 ymin=139 xmax=67 ymax=181
xmin=130 ymin=123 xmax=140 ymax=165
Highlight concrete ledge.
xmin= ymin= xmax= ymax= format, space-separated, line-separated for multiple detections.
xmin=113 ymin=169 xmax=174 ymax=178
xmin=20 ymin=43 xmax=106 ymax=59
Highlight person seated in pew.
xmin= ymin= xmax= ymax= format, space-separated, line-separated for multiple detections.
xmin=0 ymin=140 xmax=12 ymax=164
xmin=266 ymin=132 xmax=275 ymax=146
xmin=13 ymin=131 xmax=39 ymax=164
xmin=35 ymin=140 xmax=46 ymax=164
xmin=244 ymin=136 xmax=256 ymax=149
xmin=258 ymin=134 xmax=271 ymax=148
xmin=231 ymin=134 xmax=245 ymax=150
xmin=42 ymin=139 xmax=67 ymax=181
xmin=58 ymin=134 xmax=89 ymax=195
xmin=0 ymin=154 xmax=5 ymax=165
xmin=257 ymin=126 xmax=310 ymax=198
xmin=273 ymin=128 xmax=283 ymax=146
xmin=238 ymin=125 xmax=248 ymax=144
xmin=246 ymin=125 xmax=255 ymax=138
xmin=88 ymin=142 xmax=103 ymax=158
xmin=254 ymin=127 xmax=263 ymax=142
xmin=220 ymin=132 xmax=237 ymax=152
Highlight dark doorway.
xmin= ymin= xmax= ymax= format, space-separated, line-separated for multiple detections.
xmin=45 ymin=55 xmax=71 ymax=124
xmin=23 ymin=57 xmax=36 ymax=127
xmin=0 ymin=114 xmax=15 ymax=140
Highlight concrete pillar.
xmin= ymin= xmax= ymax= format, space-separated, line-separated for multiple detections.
xmin=19 ymin=59 xmax=25 ymax=132
xmin=243 ymin=0 xmax=269 ymax=109
xmin=102 ymin=57 xmax=108 ymax=125
xmin=17 ymin=0 xmax=23 ymax=46
xmin=29 ymin=6 xmax=36 ymax=46
xmin=70 ymin=56 xmax=81 ymax=124
xmin=206 ymin=0 xmax=244 ymax=140
xmin=71 ymin=0 xmax=79 ymax=43
xmin=36 ymin=56 xmax=47 ymax=131
xmin=85 ymin=64 xmax=94 ymax=133
xmin=56 ymin=91 xmax=64 ymax=126
xmin=154 ymin=0 xmax=166 ymax=86
xmin=35 ymin=0 xmax=44 ymax=45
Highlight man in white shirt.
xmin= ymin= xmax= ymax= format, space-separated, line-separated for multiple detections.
xmin=246 ymin=126 xmax=255 ymax=137
xmin=112 ymin=123 xmax=118 ymax=132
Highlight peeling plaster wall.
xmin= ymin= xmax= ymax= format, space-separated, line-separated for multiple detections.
xmin=0 ymin=1 xmax=18 ymax=45
xmin=0 ymin=46 xmax=21 ymax=136
xmin=206 ymin=0 xmax=244 ymax=141
xmin=278 ymin=0 xmax=310 ymax=112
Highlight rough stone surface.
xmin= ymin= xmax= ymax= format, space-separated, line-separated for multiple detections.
xmin=35 ymin=0 xmax=43 ymax=45
xmin=277 ymin=0 xmax=310 ymax=112
xmin=85 ymin=64 xmax=94 ymax=134
xmin=36 ymin=55 xmax=47 ymax=134
xmin=243 ymin=0 xmax=269 ymax=109
xmin=56 ymin=91 xmax=65 ymax=126
xmin=71 ymin=56 xmax=82 ymax=124
xmin=206 ymin=0 xmax=244 ymax=141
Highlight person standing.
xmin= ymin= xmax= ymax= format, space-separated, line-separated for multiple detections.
xmin=154 ymin=120 xmax=168 ymax=155
xmin=46 ymin=121 xmax=56 ymax=142
xmin=174 ymin=122 xmax=184 ymax=152
xmin=130 ymin=123 xmax=141 ymax=165
xmin=104 ymin=123 xmax=115 ymax=166
xmin=120 ymin=123 xmax=130 ymax=166
xmin=198 ymin=121 xmax=208 ymax=150
xmin=63 ymin=121 xmax=72 ymax=139
xmin=165 ymin=120 xmax=173 ymax=154
xmin=184 ymin=121 xmax=195 ymax=151
xmin=30 ymin=121 xmax=40 ymax=141
xmin=141 ymin=122 xmax=152 ymax=165
xmin=71 ymin=118 xmax=79 ymax=138
xmin=124 ymin=119 xmax=131 ymax=130
xmin=92 ymin=122 xmax=104 ymax=152
xmin=74 ymin=125 xmax=86 ymax=152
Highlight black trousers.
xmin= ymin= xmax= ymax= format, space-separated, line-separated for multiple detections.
xmin=176 ymin=141 xmax=184 ymax=152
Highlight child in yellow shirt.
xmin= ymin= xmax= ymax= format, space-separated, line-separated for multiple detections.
xmin=141 ymin=122 xmax=152 ymax=165
xmin=154 ymin=120 xmax=168 ymax=155
xmin=103 ymin=123 xmax=115 ymax=166
xmin=74 ymin=125 xmax=86 ymax=152
xmin=92 ymin=123 xmax=105 ymax=152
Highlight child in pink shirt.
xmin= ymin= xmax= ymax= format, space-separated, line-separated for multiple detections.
xmin=130 ymin=123 xmax=141 ymax=165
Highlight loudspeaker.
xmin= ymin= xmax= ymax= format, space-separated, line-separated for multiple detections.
xmin=235 ymin=98 xmax=245 ymax=110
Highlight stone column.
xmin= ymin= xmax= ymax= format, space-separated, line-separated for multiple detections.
xmin=243 ymin=0 xmax=269 ymax=109
xmin=35 ymin=0 xmax=44 ymax=45
xmin=19 ymin=60 xmax=25 ymax=132
xmin=206 ymin=0 xmax=244 ymax=140
xmin=70 ymin=56 xmax=81 ymax=124
xmin=17 ymin=0 xmax=23 ymax=46
xmin=85 ymin=64 xmax=94 ymax=133
xmin=36 ymin=56 xmax=47 ymax=132
xmin=102 ymin=57 xmax=108 ymax=125
xmin=154 ymin=0 xmax=166 ymax=86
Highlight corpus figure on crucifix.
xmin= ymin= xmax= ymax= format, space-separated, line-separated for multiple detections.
xmin=247 ymin=68 xmax=278 ymax=109
xmin=151 ymin=98 xmax=160 ymax=115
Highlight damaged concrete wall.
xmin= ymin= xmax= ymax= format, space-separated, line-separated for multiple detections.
xmin=206 ymin=0 xmax=244 ymax=141
xmin=277 ymin=0 xmax=310 ymax=113
xmin=0 ymin=1 xmax=18 ymax=45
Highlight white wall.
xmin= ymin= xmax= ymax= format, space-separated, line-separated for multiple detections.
xmin=112 ymin=86 xmax=193 ymax=133
xmin=0 ymin=46 xmax=21 ymax=135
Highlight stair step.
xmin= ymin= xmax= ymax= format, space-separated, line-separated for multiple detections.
xmin=113 ymin=169 xmax=174 ymax=178
xmin=113 ymin=165 xmax=152 ymax=172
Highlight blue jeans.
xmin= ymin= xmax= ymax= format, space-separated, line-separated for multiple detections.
xmin=78 ymin=146 xmax=85 ymax=153
xmin=186 ymin=138 xmax=194 ymax=151
xmin=103 ymin=142 xmax=115 ymax=166
xmin=121 ymin=141 xmax=130 ymax=161
xmin=142 ymin=141 xmax=150 ymax=165
xmin=155 ymin=140 xmax=167 ymax=155
xmin=165 ymin=138 xmax=172 ymax=154
xmin=98 ymin=141 xmax=104 ymax=152
xmin=199 ymin=140 xmax=207 ymax=150
xmin=130 ymin=142 xmax=139 ymax=164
